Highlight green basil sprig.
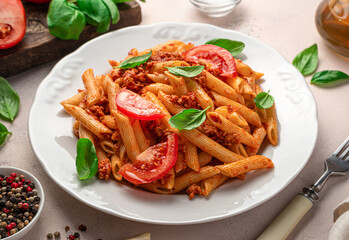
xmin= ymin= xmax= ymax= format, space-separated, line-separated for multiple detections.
xmin=292 ymin=44 xmax=318 ymax=76
xmin=0 ymin=123 xmax=11 ymax=147
xmin=169 ymin=106 xmax=210 ymax=130
xmin=77 ymin=0 xmax=111 ymax=33
xmin=47 ymin=0 xmax=87 ymax=40
xmin=165 ymin=66 xmax=204 ymax=78
xmin=254 ymin=90 xmax=274 ymax=109
xmin=76 ymin=138 xmax=99 ymax=180
xmin=0 ymin=77 xmax=20 ymax=122
xmin=311 ymin=70 xmax=349 ymax=85
xmin=116 ymin=51 xmax=152 ymax=69
xmin=205 ymin=38 xmax=245 ymax=57
xmin=47 ymin=0 xmax=122 ymax=40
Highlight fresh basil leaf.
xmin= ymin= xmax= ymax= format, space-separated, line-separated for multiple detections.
xmin=76 ymin=138 xmax=99 ymax=180
xmin=165 ymin=66 xmax=205 ymax=78
xmin=116 ymin=51 xmax=152 ymax=69
xmin=169 ymin=106 xmax=210 ymax=130
xmin=77 ymin=0 xmax=111 ymax=33
xmin=311 ymin=70 xmax=349 ymax=85
xmin=205 ymin=38 xmax=245 ymax=57
xmin=102 ymin=0 xmax=120 ymax=24
xmin=0 ymin=123 xmax=11 ymax=147
xmin=47 ymin=0 xmax=86 ymax=40
xmin=292 ymin=44 xmax=318 ymax=76
xmin=254 ymin=90 xmax=274 ymax=109
xmin=0 ymin=77 xmax=20 ymax=122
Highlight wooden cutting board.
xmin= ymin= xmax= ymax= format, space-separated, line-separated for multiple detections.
xmin=0 ymin=1 xmax=141 ymax=77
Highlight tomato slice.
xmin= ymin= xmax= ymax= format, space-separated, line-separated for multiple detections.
xmin=116 ymin=89 xmax=165 ymax=120
xmin=118 ymin=133 xmax=178 ymax=185
xmin=181 ymin=44 xmax=237 ymax=79
xmin=0 ymin=0 xmax=26 ymax=50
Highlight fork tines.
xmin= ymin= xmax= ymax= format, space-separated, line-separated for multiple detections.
xmin=334 ymin=136 xmax=349 ymax=160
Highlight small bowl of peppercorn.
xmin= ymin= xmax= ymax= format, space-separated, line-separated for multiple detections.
xmin=0 ymin=166 xmax=44 ymax=240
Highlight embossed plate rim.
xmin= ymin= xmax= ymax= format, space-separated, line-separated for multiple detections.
xmin=28 ymin=22 xmax=318 ymax=224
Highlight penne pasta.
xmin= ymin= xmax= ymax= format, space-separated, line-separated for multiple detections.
xmin=180 ymin=129 xmax=244 ymax=163
xmin=216 ymin=155 xmax=274 ymax=178
xmin=164 ymin=71 xmax=188 ymax=96
xmin=185 ymin=77 xmax=214 ymax=111
xmin=111 ymin=110 xmax=141 ymax=162
xmin=82 ymin=69 xmax=100 ymax=107
xmin=184 ymin=141 xmax=200 ymax=172
xmin=201 ymin=174 xmax=229 ymax=196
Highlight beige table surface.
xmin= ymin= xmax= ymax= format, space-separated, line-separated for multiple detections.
xmin=2 ymin=0 xmax=349 ymax=239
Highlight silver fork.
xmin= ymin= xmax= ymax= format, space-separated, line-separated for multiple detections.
xmin=257 ymin=136 xmax=349 ymax=240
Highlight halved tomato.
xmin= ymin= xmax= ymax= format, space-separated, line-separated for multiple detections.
xmin=118 ymin=133 xmax=178 ymax=185
xmin=0 ymin=0 xmax=26 ymax=50
xmin=116 ymin=89 xmax=165 ymax=120
xmin=181 ymin=44 xmax=237 ymax=79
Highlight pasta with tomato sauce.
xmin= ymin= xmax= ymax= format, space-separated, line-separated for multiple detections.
xmin=61 ymin=40 xmax=276 ymax=200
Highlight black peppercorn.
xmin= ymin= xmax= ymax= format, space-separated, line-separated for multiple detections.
xmin=34 ymin=196 xmax=40 ymax=202
xmin=78 ymin=224 xmax=87 ymax=231
xmin=28 ymin=183 xmax=35 ymax=188
xmin=74 ymin=232 xmax=80 ymax=238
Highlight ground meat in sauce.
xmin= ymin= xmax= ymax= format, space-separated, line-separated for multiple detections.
xmin=146 ymin=120 xmax=174 ymax=143
xmin=200 ymin=122 xmax=239 ymax=147
xmin=193 ymin=72 xmax=210 ymax=94
xmin=186 ymin=184 xmax=202 ymax=200
xmin=98 ymin=159 xmax=112 ymax=180
xmin=168 ymin=92 xmax=201 ymax=109
xmin=149 ymin=51 xmax=183 ymax=62
xmin=85 ymin=96 xmax=109 ymax=119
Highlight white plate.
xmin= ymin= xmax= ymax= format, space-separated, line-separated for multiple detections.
xmin=28 ymin=22 xmax=318 ymax=225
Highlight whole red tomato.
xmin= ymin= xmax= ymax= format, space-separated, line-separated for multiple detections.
xmin=0 ymin=0 xmax=26 ymax=50
xmin=25 ymin=0 xmax=51 ymax=3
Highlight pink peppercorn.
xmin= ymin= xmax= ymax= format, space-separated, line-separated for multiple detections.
xmin=21 ymin=178 xmax=25 ymax=183
xmin=6 ymin=224 xmax=12 ymax=231
xmin=3 ymin=208 xmax=9 ymax=214
xmin=0 ymin=177 xmax=3 ymax=182
xmin=10 ymin=173 xmax=16 ymax=178
xmin=11 ymin=182 xmax=18 ymax=188
xmin=26 ymin=187 xmax=32 ymax=192
xmin=69 ymin=235 xmax=75 ymax=240
xmin=17 ymin=181 xmax=22 ymax=187
xmin=10 ymin=222 xmax=16 ymax=228
xmin=22 ymin=203 xmax=29 ymax=210
xmin=6 ymin=177 xmax=14 ymax=184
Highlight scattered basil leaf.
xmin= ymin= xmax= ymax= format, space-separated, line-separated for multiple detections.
xmin=0 ymin=123 xmax=11 ymax=147
xmin=116 ymin=51 xmax=152 ymax=69
xmin=254 ymin=90 xmax=274 ymax=109
xmin=205 ymin=38 xmax=245 ymax=57
xmin=0 ymin=77 xmax=20 ymax=122
xmin=77 ymin=0 xmax=111 ymax=33
xmin=47 ymin=0 xmax=86 ymax=40
xmin=292 ymin=44 xmax=318 ymax=76
xmin=165 ymin=66 xmax=205 ymax=78
xmin=76 ymin=138 xmax=99 ymax=180
xmin=169 ymin=106 xmax=210 ymax=130
xmin=311 ymin=70 xmax=349 ymax=85
xmin=102 ymin=0 xmax=120 ymax=24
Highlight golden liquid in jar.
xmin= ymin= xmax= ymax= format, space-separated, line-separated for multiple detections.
xmin=315 ymin=0 xmax=349 ymax=57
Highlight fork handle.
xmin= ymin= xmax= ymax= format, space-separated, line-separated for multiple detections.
xmin=257 ymin=194 xmax=313 ymax=240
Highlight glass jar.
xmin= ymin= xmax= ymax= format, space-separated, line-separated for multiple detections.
xmin=315 ymin=0 xmax=349 ymax=57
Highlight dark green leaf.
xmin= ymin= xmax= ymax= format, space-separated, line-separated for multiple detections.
xmin=76 ymin=138 xmax=99 ymax=180
xmin=165 ymin=66 xmax=204 ymax=78
xmin=47 ymin=0 xmax=86 ymax=40
xmin=77 ymin=0 xmax=111 ymax=33
xmin=116 ymin=51 xmax=152 ymax=69
xmin=292 ymin=44 xmax=318 ymax=76
xmin=0 ymin=123 xmax=11 ymax=147
xmin=0 ymin=77 xmax=20 ymax=122
xmin=205 ymin=38 xmax=245 ymax=57
xmin=102 ymin=0 xmax=120 ymax=24
xmin=311 ymin=70 xmax=349 ymax=85
xmin=169 ymin=106 xmax=210 ymax=130
xmin=254 ymin=90 xmax=274 ymax=109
